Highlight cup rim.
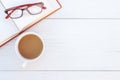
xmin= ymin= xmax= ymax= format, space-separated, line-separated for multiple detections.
xmin=15 ymin=32 xmax=44 ymax=62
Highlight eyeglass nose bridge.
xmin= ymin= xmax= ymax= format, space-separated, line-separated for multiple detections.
xmin=20 ymin=8 xmax=35 ymax=15
xmin=19 ymin=6 xmax=29 ymax=12
xmin=21 ymin=8 xmax=31 ymax=15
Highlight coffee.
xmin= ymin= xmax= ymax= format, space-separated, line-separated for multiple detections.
xmin=18 ymin=34 xmax=43 ymax=59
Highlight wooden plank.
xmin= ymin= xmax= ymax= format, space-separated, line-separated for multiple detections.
xmin=1 ymin=19 xmax=120 ymax=70
xmin=49 ymin=0 xmax=120 ymax=18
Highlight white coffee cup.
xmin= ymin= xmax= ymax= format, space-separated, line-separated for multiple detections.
xmin=15 ymin=32 xmax=44 ymax=68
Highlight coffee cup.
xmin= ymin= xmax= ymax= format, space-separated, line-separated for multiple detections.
xmin=15 ymin=32 xmax=44 ymax=68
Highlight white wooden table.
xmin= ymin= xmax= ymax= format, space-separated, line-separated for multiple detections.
xmin=1 ymin=0 xmax=120 ymax=79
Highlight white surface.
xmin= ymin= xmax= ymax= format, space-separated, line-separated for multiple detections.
xmin=50 ymin=0 xmax=120 ymax=18
xmin=1 ymin=0 xmax=120 ymax=79
xmin=0 ymin=71 xmax=120 ymax=80
xmin=1 ymin=19 xmax=120 ymax=70
xmin=1 ymin=0 xmax=120 ymax=70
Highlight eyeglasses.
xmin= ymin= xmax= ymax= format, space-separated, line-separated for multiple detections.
xmin=5 ymin=2 xmax=46 ymax=19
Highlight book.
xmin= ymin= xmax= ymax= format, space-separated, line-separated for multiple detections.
xmin=0 ymin=0 xmax=62 ymax=47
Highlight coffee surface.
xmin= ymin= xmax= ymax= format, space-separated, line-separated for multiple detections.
xmin=18 ymin=34 xmax=43 ymax=59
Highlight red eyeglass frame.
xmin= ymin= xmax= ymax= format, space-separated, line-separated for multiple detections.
xmin=5 ymin=2 xmax=46 ymax=19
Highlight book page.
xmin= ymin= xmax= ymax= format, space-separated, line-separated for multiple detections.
xmin=0 ymin=2 xmax=19 ymax=45
xmin=1 ymin=0 xmax=61 ymax=30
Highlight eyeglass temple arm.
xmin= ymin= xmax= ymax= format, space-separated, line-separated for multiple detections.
xmin=42 ymin=6 xmax=46 ymax=9
xmin=5 ymin=10 xmax=15 ymax=19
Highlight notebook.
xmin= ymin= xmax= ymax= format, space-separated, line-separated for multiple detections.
xmin=0 ymin=0 xmax=61 ymax=47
